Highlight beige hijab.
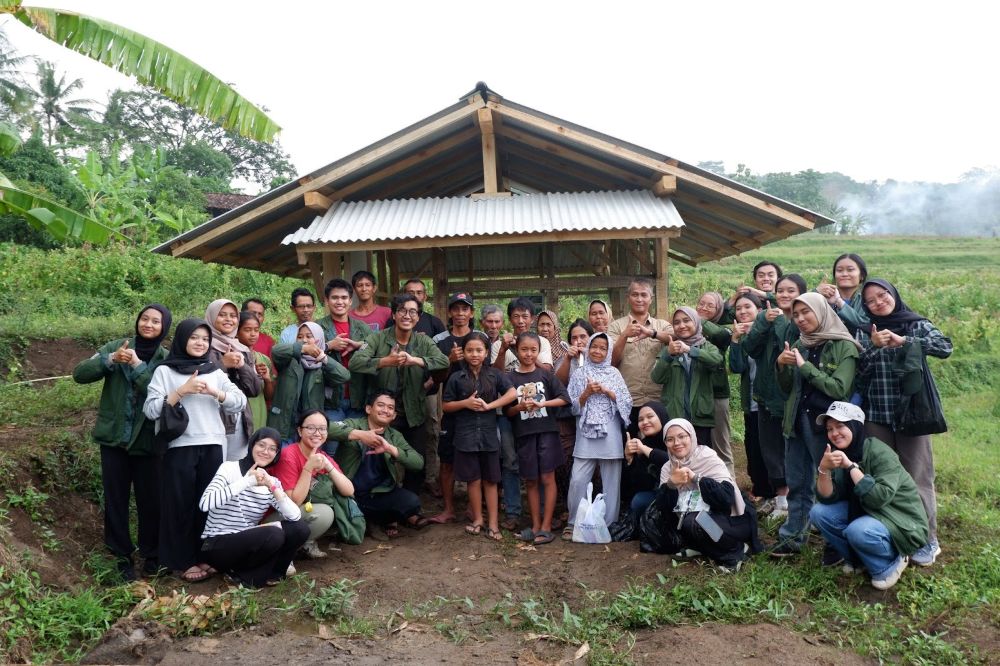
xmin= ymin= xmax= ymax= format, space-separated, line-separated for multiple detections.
xmin=659 ymin=418 xmax=745 ymax=516
xmin=205 ymin=299 xmax=252 ymax=356
xmin=793 ymin=293 xmax=862 ymax=350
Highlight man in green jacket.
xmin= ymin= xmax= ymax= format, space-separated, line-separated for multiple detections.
xmin=329 ymin=390 xmax=429 ymax=535
xmin=316 ymin=277 xmax=373 ymax=421
xmin=349 ymin=293 xmax=450 ymax=494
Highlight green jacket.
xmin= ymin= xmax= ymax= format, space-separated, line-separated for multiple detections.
xmin=72 ymin=337 xmax=167 ymax=455
xmin=316 ymin=314 xmax=373 ymax=411
xmin=329 ymin=417 xmax=424 ymax=492
xmin=702 ymin=321 xmax=732 ymax=399
xmin=348 ymin=328 xmax=449 ymax=427
xmin=268 ymin=342 xmax=351 ymax=440
xmin=728 ymin=339 xmax=754 ymax=412
xmin=740 ymin=311 xmax=798 ymax=416
xmin=650 ymin=341 xmax=724 ymax=427
xmin=776 ymin=338 xmax=858 ymax=437
xmin=818 ymin=437 xmax=929 ymax=555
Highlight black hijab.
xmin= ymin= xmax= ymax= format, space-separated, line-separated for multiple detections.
xmin=837 ymin=419 xmax=868 ymax=521
xmin=239 ymin=427 xmax=282 ymax=475
xmin=860 ymin=279 xmax=927 ymax=335
xmin=159 ymin=318 xmax=219 ymax=375
xmin=639 ymin=401 xmax=671 ymax=449
xmin=134 ymin=304 xmax=172 ymax=363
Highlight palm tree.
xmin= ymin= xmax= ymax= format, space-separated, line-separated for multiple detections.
xmin=31 ymin=60 xmax=96 ymax=147
xmin=0 ymin=1 xmax=282 ymax=243
xmin=0 ymin=25 xmax=34 ymax=122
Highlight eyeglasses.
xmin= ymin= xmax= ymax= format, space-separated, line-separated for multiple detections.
xmin=863 ymin=290 xmax=892 ymax=307
xmin=253 ymin=443 xmax=279 ymax=454
xmin=299 ymin=425 xmax=325 ymax=434
xmin=396 ymin=308 xmax=420 ymax=318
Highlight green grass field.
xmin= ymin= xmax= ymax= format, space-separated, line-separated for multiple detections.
xmin=1 ymin=234 xmax=998 ymax=663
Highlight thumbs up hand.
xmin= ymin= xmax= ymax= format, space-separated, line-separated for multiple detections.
xmin=764 ymin=303 xmax=781 ymax=322
xmin=777 ymin=341 xmax=797 ymax=366
xmin=820 ymin=444 xmax=837 ymax=473
xmin=449 ymin=341 xmax=464 ymax=363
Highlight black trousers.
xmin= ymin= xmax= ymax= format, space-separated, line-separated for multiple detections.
xmin=356 ymin=487 xmax=421 ymax=526
xmin=679 ymin=511 xmax=754 ymax=568
xmin=101 ymin=445 xmax=160 ymax=562
xmin=392 ymin=415 xmax=427 ymax=494
xmin=201 ymin=520 xmax=309 ymax=587
xmin=743 ymin=411 xmax=775 ymax=499
xmin=159 ymin=444 xmax=221 ymax=571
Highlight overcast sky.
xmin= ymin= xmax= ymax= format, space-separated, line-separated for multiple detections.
xmin=4 ymin=1 xmax=997 ymax=189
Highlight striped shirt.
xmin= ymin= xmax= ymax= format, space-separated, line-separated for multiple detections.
xmin=199 ymin=461 xmax=301 ymax=538
xmin=857 ymin=320 xmax=952 ymax=427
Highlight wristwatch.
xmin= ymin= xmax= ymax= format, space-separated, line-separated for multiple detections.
xmin=847 ymin=463 xmax=860 ymax=473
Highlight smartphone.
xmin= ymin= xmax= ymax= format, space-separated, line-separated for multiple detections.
xmin=695 ymin=510 xmax=724 ymax=542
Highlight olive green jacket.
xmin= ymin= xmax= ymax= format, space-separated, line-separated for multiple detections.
xmin=268 ymin=342 xmax=350 ymax=439
xmin=72 ymin=338 xmax=167 ymax=455
xmin=650 ymin=341 xmax=724 ymax=427
xmin=316 ymin=314 xmax=373 ymax=411
xmin=817 ymin=437 xmax=929 ymax=555
xmin=776 ymin=338 xmax=859 ymax=437
xmin=702 ymin=320 xmax=732 ymax=399
xmin=329 ymin=417 xmax=424 ymax=493
xmin=348 ymin=328 xmax=449 ymax=427
xmin=740 ymin=311 xmax=798 ymax=416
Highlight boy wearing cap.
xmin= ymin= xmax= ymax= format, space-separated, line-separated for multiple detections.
xmin=810 ymin=401 xmax=929 ymax=590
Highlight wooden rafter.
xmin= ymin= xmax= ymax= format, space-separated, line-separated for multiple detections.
xmin=476 ymin=108 xmax=501 ymax=194
xmin=199 ymin=207 xmax=318 ymax=262
xmin=503 ymin=142 xmax=621 ymax=191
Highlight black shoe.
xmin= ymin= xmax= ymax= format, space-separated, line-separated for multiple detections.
xmin=769 ymin=542 xmax=800 ymax=558
xmin=141 ymin=558 xmax=166 ymax=577
xmin=116 ymin=557 xmax=137 ymax=582
xmin=821 ymin=544 xmax=844 ymax=567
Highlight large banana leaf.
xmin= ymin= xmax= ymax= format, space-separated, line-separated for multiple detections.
xmin=2 ymin=1 xmax=280 ymax=143
xmin=0 ymin=175 xmax=127 ymax=243
xmin=0 ymin=121 xmax=20 ymax=156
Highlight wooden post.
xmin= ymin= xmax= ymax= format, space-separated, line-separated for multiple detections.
xmin=387 ymin=250 xmax=400 ymax=296
xmin=306 ymin=253 xmax=324 ymax=299
xmin=654 ymin=237 xmax=670 ymax=318
xmin=321 ymin=253 xmax=337 ymax=296
xmin=477 ymin=108 xmax=500 ymax=194
xmin=432 ymin=248 xmax=447 ymax=322
xmin=376 ymin=250 xmax=390 ymax=304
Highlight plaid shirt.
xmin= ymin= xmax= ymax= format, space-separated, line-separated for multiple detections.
xmin=857 ymin=320 xmax=952 ymax=427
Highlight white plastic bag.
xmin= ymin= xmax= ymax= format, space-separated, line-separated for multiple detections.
xmin=572 ymin=482 xmax=611 ymax=543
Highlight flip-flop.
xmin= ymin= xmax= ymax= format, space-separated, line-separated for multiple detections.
xmin=484 ymin=528 xmax=503 ymax=542
xmin=427 ymin=513 xmax=456 ymax=525
xmin=406 ymin=514 xmax=431 ymax=530
xmin=384 ymin=523 xmax=401 ymax=538
xmin=465 ymin=523 xmax=483 ymax=536
xmin=533 ymin=531 xmax=555 ymax=545
xmin=517 ymin=528 xmax=536 ymax=542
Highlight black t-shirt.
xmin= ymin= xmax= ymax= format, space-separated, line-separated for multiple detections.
xmin=443 ymin=366 xmax=514 ymax=453
xmin=506 ymin=367 xmax=569 ymax=439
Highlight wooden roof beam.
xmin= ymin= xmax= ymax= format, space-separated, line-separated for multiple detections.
xmin=200 ymin=207 xmax=320 ymax=262
xmin=476 ymin=108 xmax=501 ymax=194
xmin=489 ymin=101 xmax=816 ymax=230
xmin=503 ymin=143 xmax=621 ymax=191
xmin=304 ymin=191 xmax=334 ymax=212
xmin=171 ymin=100 xmax=485 ymax=256
xmin=651 ymin=175 xmax=677 ymax=197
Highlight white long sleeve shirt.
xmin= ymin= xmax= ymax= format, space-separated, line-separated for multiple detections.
xmin=199 ymin=461 xmax=301 ymax=537
xmin=143 ymin=366 xmax=246 ymax=449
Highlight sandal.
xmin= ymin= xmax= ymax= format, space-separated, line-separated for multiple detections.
xmin=516 ymin=528 xmax=536 ymax=542
xmin=465 ymin=523 xmax=484 ymax=536
xmin=406 ymin=514 xmax=431 ymax=530
xmin=384 ymin=523 xmax=401 ymax=538
xmin=562 ymin=526 xmax=574 ymax=541
xmin=533 ymin=530 xmax=555 ymax=545
xmin=500 ymin=516 xmax=519 ymax=531
xmin=484 ymin=527 xmax=503 ymax=542
xmin=180 ymin=566 xmax=211 ymax=583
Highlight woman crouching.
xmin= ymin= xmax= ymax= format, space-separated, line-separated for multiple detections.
xmin=198 ymin=428 xmax=309 ymax=587
xmin=659 ymin=418 xmax=760 ymax=571
xmin=810 ymin=402 xmax=929 ymax=590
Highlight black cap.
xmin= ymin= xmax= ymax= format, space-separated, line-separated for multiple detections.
xmin=448 ymin=292 xmax=474 ymax=308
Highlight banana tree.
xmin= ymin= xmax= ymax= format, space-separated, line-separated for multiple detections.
xmin=0 ymin=1 xmax=280 ymax=143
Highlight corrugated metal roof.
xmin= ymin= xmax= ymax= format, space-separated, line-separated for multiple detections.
xmin=282 ymin=189 xmax=683 ymax=246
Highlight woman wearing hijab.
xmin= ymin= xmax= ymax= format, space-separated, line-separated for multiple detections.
xmin=621 ymin=400 xmax=671 ymax=517
xmin=566 ymin=332 xmax=633 ymax=538
xmin=553 ymin=319 xmax=595 ymax=521
xmin=772 ymin=293 xmax=860 ymax=557
xmin=657 ymin=418 xmax=760 ymax=571
xmin=651 ymin=307 xmax=724 ymax=449
xmin=696 ymin=291 xmax=736 ymax=476
xmin=144 ymin=319 xmax=247 ymax=583
xmin=810 ymin=402 xmax=928 ymax=590
xmin=537 ymin=310 xmax=569 ymax=368
xmin=198 ymin=428 xmax=309 ymax=587
xmin=205 ymin=299 xmax=263 ymax=461
xmin=857 ymin=279 xmax=952 ymax=566
xmin=269 ymin=321 xmax=350 ymax=446
xmin=73 ymin=304 xmax=171 ymax=580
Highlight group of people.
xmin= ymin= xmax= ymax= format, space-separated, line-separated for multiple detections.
xmin=74 ymin=257 xmax=950 ymax=591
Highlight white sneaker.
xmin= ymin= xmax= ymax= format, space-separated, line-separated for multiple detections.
xmin=871 ymin=556 xmax=909 ymax=590
xmin=298 ymin=540 xmax=328 ymax=559
xmin=286 ymin=563 xmax=297 ymax=576
xmin=769 ymin=496 xmax=789 ymax=520
xmin=842 ymin=562 xmax=863 ymax=575
xmin=910 ymin=541 xmax=942 ymax=567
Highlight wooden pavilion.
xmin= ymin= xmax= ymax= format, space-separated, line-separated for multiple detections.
xmin=153 ymin=83 xmax=831 ymax=318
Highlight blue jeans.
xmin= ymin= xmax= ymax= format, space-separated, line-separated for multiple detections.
xmin=810 ymin=501 xmax=899 ymax=578
xmin=778 ymin=412 xmax=827 ymax=547
xmin=323 ymin=399 xmax=364 ymax=457
xmin=630 ymin=490 xmax=656 ymax=517
xmin=498 ymin=417 xmax=521 ymax=517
